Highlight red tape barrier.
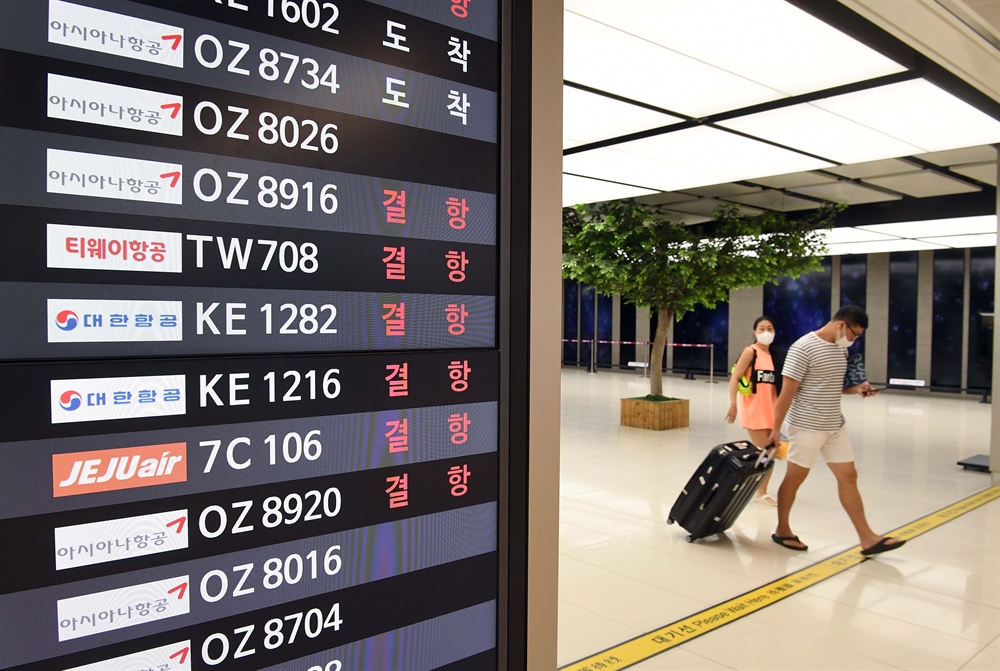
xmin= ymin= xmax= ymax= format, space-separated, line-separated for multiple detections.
xmin=561 ymin=339 xmax=714 ymax=348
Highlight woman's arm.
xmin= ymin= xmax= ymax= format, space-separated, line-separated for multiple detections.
xmin=726 ymin=347 xmax=755 ymax=423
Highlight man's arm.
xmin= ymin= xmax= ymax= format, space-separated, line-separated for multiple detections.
xmin=767 ymin=377 xmax=800 ymax=447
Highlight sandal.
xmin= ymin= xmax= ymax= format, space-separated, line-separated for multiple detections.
xmin=754 ymin=494 xmax=778 ymax=506
xmin=771 ymin=534 xmax=808 ymax=551
xmin=861 ymin=537 xmax=906 ymax=556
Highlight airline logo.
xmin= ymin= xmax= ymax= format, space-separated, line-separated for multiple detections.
xmin=47 ymin=223 xmax=182 ymax=273
xmin=48 ymin=0 xmax=185 ymax=68
xmin=52 ymin=443 xmax=187 ymax=497
xmin=50 ymin=375 xmax=186 ymax=424
xmin=64 ymin=641 xmax=192 ymax=671
xmin=48 ymin=73 xmax=184 ymax=136
xmin=47 ymin=148 xmax=183 ymax=205
xmin=47 ymin=299 xmax=183 ymax=343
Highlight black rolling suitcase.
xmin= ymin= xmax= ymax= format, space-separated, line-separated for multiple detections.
xmin=667 ymin=441 xmax=775 ymax=542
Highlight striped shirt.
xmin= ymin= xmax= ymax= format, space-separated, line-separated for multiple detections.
xmin=783 ymin=332 xmax=848 ymax=431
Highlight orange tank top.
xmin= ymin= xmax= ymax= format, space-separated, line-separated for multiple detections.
xmin=738 ymin=345 xmax=777 ymax=431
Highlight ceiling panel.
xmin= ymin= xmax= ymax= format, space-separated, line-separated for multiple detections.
xmin=826 ymin=239 xmax=947 ymax=255
xmin=749 ymin=171 xmax=837 ymax=189
xmin=790 ymin=181 xmax=902 ymax=205
xmin=612 ymin=126 xmax=833 ymax=183
xmin=862 ymin=171 xmax=981 ymax=197
xmin=725 ymin=190 xmax=822 ymax=211
xmin=812 ymin=79 xmax=1000 ymax=153
xmin=822 ymin=228 xmax=899 ymax=244
xmin=563 ymin=11 xmax=785 ymax=117
xmin=950 ymin=162 xmax=998 ymax=186
xmin=920 ymin=233 xmax=997 ymax=248
xmin=679 ymin=184 xmax=762 ymax=198
xmin=564 ymin=0 xmax=904 ymax=96
xmin=659 ymin=210 xmax=712 ymax=225
xmin=857 ymin=215 xmax=996 ymax=238
xmin=563 ymin=86 xmax=682 ymax=149
xmin=915 ymin=145 xmax=998 ymax=166
xmin=790 ymin=181 xmax=902 ymax=204
xmin=825 ymin=158 xmax=923 ymax=179
xmin=718 ymin=104 xmax=923 ymax=164
xmin=634 ymin=192 xmax=697 ymax=206
xmin=562 ymin=173 xmax=657 ymax=207
xmin=562 ymin=147 xmax=734 ymax=192
xmin=666 ymin=199 xmax=761 ymax=217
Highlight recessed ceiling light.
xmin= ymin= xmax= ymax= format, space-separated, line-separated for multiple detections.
xmin=611 ymin=126 xmax=833 ymax=183
xmin=563 ymin=86 xmax=682 ymax=148
xmin=918 ymin=233 xmax=998 ymax=248
xmin=826 ymin=239 xmax=948 ymax=255
xmin=822 ymin=228 xmax=900 ymax=245
xmin=563 ymin=11 xmax=784 ymax=117
xmin=564 ymin=0 xmax=904 ymax=96
xmin=563 ymin=146 xmax=735 ymax=192
xmin=858 ymin=215 xmax=997 ymax=238
xmin=562 ymin=173 xmax=657 ymax=207
xmin=812 ymin=79 xmax=1000 ymax=153
xmin=718 ymin=104 xmax=923 ymax=164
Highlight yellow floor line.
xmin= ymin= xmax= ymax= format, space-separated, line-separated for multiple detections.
xmin=560 ymin=485 xmax=1000 ymax=671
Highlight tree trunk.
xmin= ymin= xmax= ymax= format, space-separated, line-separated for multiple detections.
xmin=649 ymin=305 xmax=672 ymax=397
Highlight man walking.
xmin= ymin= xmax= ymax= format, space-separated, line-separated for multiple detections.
xmin=766 ymin=305 xmax=905 ymax=556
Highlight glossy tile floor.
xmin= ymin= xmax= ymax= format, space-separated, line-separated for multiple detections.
xmin=558 ymin=368 xmax=1000 ymax=670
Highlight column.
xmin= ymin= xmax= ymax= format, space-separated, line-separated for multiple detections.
xmin=728 ymin=286 xmax=764 ymax=368
xmin=527 ymin=0 xmax=561 ymax=666
xmin=916 ymin=250 xmax=934 ymax=390
xmin=866 ymin=253 xmax=890 ymax=385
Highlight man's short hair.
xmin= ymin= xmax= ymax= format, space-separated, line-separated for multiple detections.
xmin=834 ymin=305 xmax=868 ymax=329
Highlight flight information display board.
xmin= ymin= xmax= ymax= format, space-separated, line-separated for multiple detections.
xmin=0 ymin=1 xmax=507 ymax=669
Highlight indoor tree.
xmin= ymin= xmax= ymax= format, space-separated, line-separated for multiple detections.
xmin=562 ymin=200 xmax=839 ymax=397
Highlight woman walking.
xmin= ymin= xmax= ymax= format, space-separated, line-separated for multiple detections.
xmin=726 ymin=316 xmax=784 ymax=505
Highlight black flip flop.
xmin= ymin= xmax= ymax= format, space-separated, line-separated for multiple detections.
xmin=861 ymin=537 xmax=906 ymax=556
xmin=771 ymin=534 xmax=808 ymax=551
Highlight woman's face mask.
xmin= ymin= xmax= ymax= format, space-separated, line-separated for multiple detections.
xmin=755 ymin=331 xmax=775 ymax=345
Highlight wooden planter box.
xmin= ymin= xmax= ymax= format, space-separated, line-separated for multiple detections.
xmin=621 ymin=397 xmax=690 ymax=431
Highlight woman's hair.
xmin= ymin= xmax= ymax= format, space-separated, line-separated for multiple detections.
xmin=752 ymin=316 xmax=774 ymax=331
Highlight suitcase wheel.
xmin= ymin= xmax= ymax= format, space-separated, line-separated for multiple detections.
xmin=666 ymin=518 xmax=674 ymax=525
xmin=686 ymin=535 xmax=695 ymax=543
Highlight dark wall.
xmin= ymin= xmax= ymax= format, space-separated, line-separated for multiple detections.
xmin=580 ymin=283 xmax=595 ymax=366
xmin=969 ymin=248 xmax=995 ymax=391
xmin=840 ymin=255 xmax=867 ymax=359
xmin=673 ymin=302 xmax=730 ymax=374
xmin=931 ymin=250 xmax=965 ymax=391
xmin=763 ymin=257 xmax=832 ymax=352
xmin=620 ymin=301 xmax=636 ymax=366
xmin=597 ymin=293 xmax=613 ymax=365
xmin=888 ymin=252 xmax=919 ymax=381
xmin=563 ymin=279 xmax=579 ymax=364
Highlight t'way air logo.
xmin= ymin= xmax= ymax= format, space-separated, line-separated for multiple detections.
xmin=52 ymin=443 xmax=186 ymax=497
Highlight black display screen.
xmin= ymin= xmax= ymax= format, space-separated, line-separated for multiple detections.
xmin=0 ymin=1 xmax=502 ymax=668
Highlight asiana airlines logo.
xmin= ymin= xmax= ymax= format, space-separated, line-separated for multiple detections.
xmin=52 ymin=443 xmax=187 ymax=497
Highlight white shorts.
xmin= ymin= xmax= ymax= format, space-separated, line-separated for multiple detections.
xmin=786 ymin=424 xmax=854 ymax=469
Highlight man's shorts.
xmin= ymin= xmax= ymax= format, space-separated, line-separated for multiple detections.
xmin=786 ymin=424 xmax=854 ymax=469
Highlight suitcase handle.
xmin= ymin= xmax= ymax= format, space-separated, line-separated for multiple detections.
xmin=754 ymin=444 xmax=778 ymax=469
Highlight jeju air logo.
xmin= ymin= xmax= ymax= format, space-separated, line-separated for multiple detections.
xmin=56 ymin=310 xmax=79 ymax=331
xmin=59 ymin=390 xmax=82 ymax=411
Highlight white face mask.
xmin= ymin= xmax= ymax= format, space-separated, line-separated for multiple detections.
xmin=834 ymin=324 xmax=852 ymax=348
xmin=755 ymin=331 xmax=775 ymax=345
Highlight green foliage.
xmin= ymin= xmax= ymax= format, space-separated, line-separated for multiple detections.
xmin=562 ymin=200 xmax=840 ymax=319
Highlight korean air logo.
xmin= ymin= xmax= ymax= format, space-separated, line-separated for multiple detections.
xmin=55 ymin=310 xmax=79 ymax=331
xmin=59 ymin=390 xmax=83 ymax=411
